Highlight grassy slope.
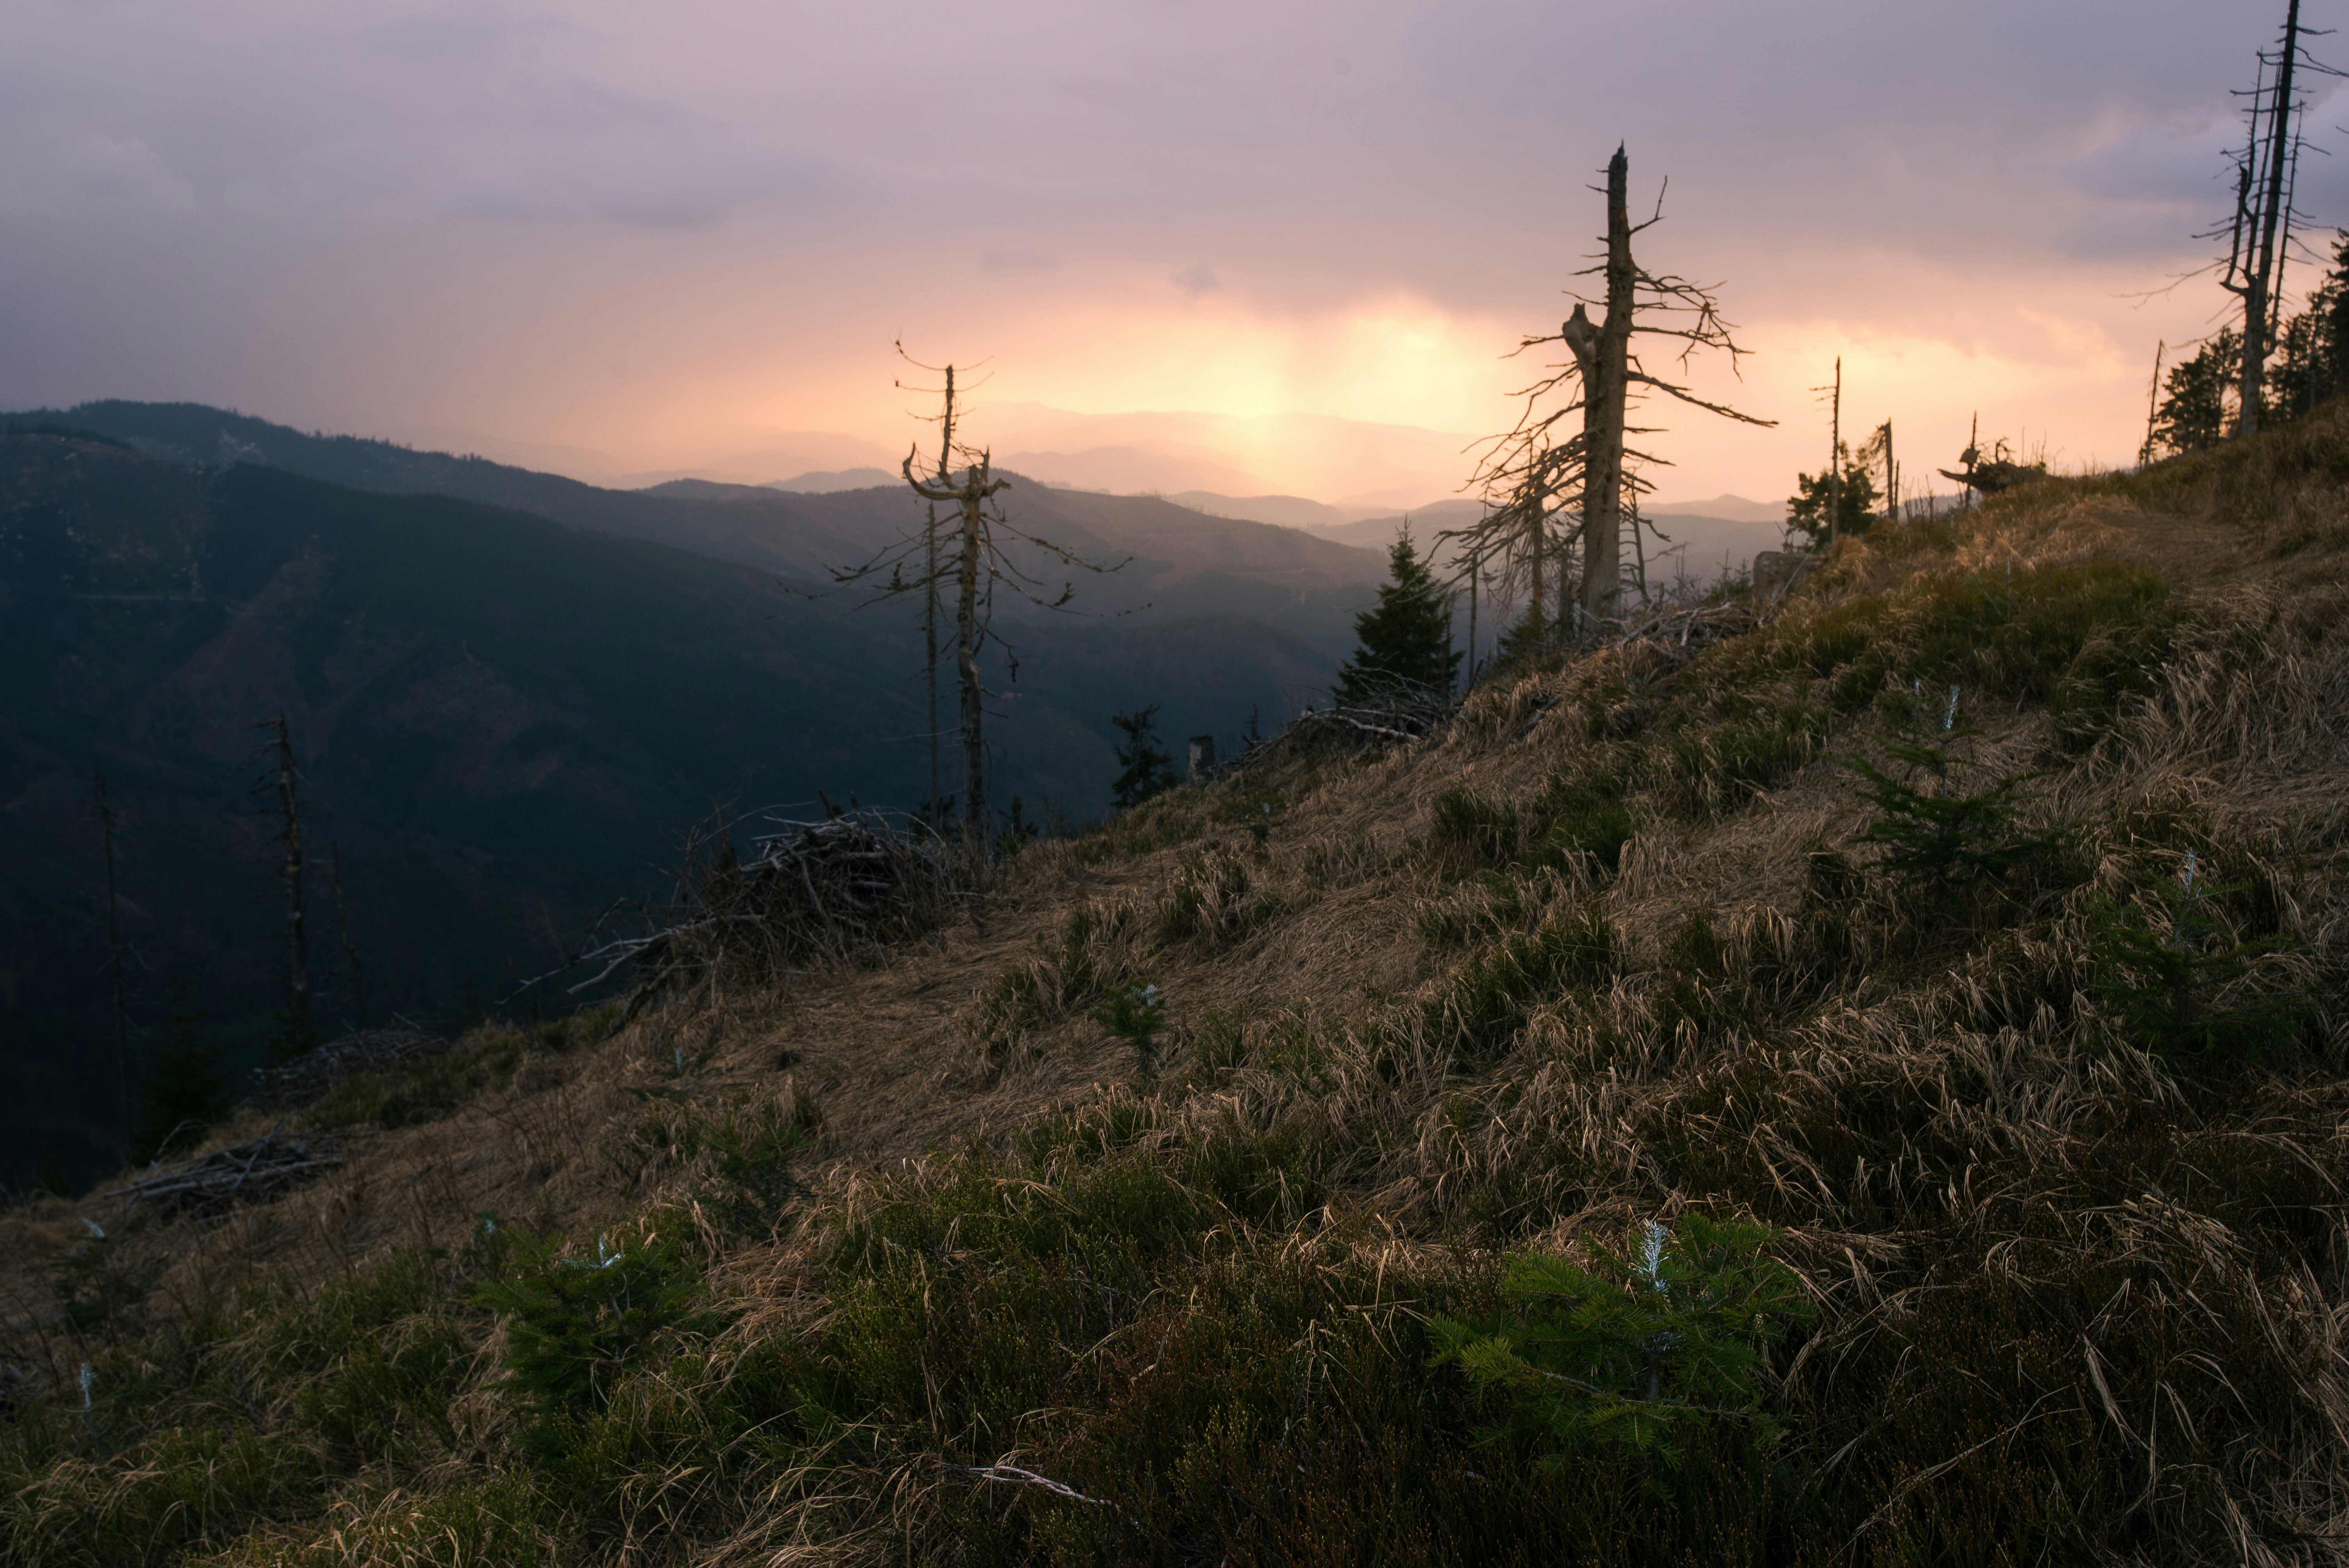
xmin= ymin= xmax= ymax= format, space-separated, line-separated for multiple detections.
xmin=4 ymin=410 xmax=2348 ymax=1564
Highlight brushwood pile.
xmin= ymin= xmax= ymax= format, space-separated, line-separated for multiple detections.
xmin=5 ymin=408 xmax=2349 ymax=1565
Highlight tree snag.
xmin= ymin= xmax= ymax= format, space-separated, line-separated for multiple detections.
xmin=1457 ymin=144 xmax=1772 ymax=646
xmin=831 ymin=347 xmax=1125 ymax=851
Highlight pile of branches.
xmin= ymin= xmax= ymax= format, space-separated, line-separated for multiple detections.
xmin=569 ymin=809 xmax=959 ymax=1014
xmin=1595 ymin=596 xmax=1763 ymax=659
xmin=1207 ymin=682 xmax=1457 ymax=779
xmin=250 ymin=1027 xmax=448 ymax=1108
xmin=111 ymin=1132 xmax=342 ymax=1217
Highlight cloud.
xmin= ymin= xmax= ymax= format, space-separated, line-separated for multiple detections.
xmin=0 ymin=0 xmax=2318 ymax=504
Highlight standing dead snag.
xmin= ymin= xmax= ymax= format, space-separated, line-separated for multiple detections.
xmin=1462 ymin=145 xmax=1772 ymax=639
xmin=95 ymin=768 xmax=133 ymax=1147
xmin=2217 ymin=1 xmax=2313 ymax=437
xmin=256 ymin=716 xmax=311 ymax=1060
xmin=830 ymin=349 xmax=1125 ymax=850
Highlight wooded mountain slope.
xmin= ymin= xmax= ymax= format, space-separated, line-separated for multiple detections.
xmin=0 ymin=433 xmax=1336 ymax=1189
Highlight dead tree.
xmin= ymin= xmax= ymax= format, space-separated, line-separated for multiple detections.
xmin=95 ymin=768 xmax=132 ymax=1146
xmin=2213 ymin=0 xmax=2338 ymax=436
xmin=330 ymin=839 xmax=365 ymax=1028
xmin=256 ymin=716 xmax=311 ymax=1057
xmin=832 ymin=349 xmax=1124 ymax=849
xmin=1463 ymin=145 xmax=1772 ymax=638
xmin=923 ymin=499 xmax=943 ymax=819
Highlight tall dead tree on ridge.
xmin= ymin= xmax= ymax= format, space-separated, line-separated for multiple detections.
xmin=2214 ymin=0 xmax=2338 ymax=437
xmin=832 ymin=349 xmax=1123 ymax=849
xmin=1458 ymin=145 xmax=1772 ymax=638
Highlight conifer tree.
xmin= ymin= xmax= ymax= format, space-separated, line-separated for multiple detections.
xmin=1784 ymin=442 xmax=1882 ymax=549
xmin=1333 ymin=530 xmax=1460 ymax=704
xmin=1109 ymin=706 xmax=1178 ymax=809
xmin=2154 ymin=328 xmax=2241 ymax=454
xmin=134 ymin=985 xmax=227 ymax=1164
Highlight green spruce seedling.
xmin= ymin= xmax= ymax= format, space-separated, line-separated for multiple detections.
xmin=471 ymin=1224 xmax=722 ymax=1452
xmin=2089 ymin=851 xmax=2300 ymax=1058
xmin=1093 ymin=982 xmax=1167 ymax=1087
xmin=1431 ymin=1215 xmax=1812 ymax=1482
xmin=1846 ymin=685 xmax=2062 ymax=923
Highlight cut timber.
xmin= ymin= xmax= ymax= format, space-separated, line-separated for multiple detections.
xmin=110 ymin=1132 xmax=342 ymax=1217
xmin=251 ymin=1028 xmax=449 ymax=1107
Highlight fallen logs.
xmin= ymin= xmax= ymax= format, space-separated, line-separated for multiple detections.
xmin=250 ymin=1027 xmax=449 ymax=1108
xmin=111 ymin=1132 xmax=342 ymax=1217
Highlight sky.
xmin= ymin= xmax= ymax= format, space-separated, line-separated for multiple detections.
xmin=3 ymin=0 xmax=2342 ymax=508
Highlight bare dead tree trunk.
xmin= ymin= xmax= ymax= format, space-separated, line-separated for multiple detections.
xmin=840 ymin=349 xmax=1122 ymax=855
xmin=96 ymin=767 xmax=132 ymax=1146
xmin=1828 ymin=359 xmax=1842 ymax=547
xmin=330 ymin=839 xmax=364 ymax=1027
xmin=1579 ymin=145 xmax=1634 ymax=628
xmin=2238 ymin=0 xmax=2301 ymax=437
xmin=2142 ymin=342 xmax=2165 ymax=466
xmin=1460 ymin=144 xmax=1770 ymax=636
xmin=1628 ymin=492 xmax=1649 ymax=601
xmin=1884 ymin=420 xmax=1896 ymax=526
xmin=261 ymin=716 xmax=310 ymax=1057
xmin=899 ymin=363 xmax=1009 ymax=850
xmin=1466 ymin=559 xmax=1477 ymax=684
xmin=924 ymin=501 xmax=941 ymax=819
xmin=952 ymin=485 xmax=986 ymax=845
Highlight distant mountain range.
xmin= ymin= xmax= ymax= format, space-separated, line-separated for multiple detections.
xmin=0 ymin=401 xmax=1391 ymax=1190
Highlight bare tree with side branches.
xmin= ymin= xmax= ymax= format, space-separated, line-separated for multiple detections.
xmin=1447 ymin=145 xmax=1773 ymax=642
xmin=255 ymin=715 xmax=312 ymax=1062
xmin=830 ymin=349 xmax=1125 ymax=849
xmin=2211 ymin=0 xmax=2340 ymax=437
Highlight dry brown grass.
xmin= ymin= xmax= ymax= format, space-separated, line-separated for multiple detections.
xmin=11 ymin=408 xmax=2349 ymax=1564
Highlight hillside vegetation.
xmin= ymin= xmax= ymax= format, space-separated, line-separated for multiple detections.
xmin=4 ymin=409 xmax=2347 ymax=1564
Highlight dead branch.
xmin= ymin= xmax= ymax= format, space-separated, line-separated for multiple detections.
xmin=250 ymin=1026 xmax=450 ymax=1108
xmin=109 ymin=1131 xmax=342 ymax=1217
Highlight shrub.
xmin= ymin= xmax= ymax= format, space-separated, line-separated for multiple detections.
xmin=969 ymin=902 xmax=1137 ymax=1047
xmin=1430 ymin=1216 xmax=1813 ymax=1478
xmin=1154 ymin=852 xmax=1281 ymax=948
xmin=680 ymin=1104 xmax=808 ymax=1236
xmin=1663 ymin=701 xmax=1829 ymax=816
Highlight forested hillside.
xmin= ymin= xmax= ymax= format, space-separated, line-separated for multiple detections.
xmin=0 ymin=433 xmax=1341 ymax=1188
